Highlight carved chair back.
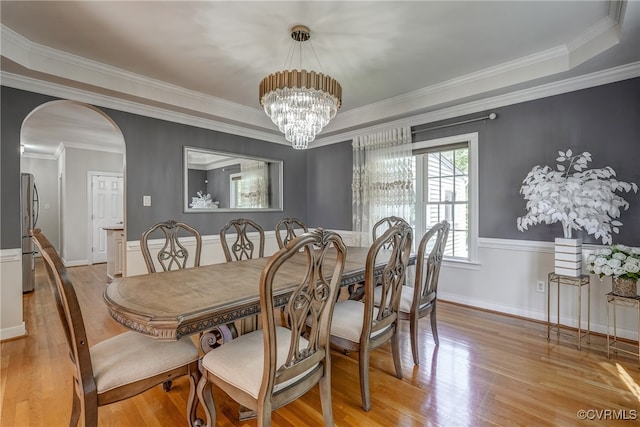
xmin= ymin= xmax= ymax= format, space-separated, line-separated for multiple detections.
xmin=365 ymin=222 xmax=413 ymax=339
xmin=400 ymin=220 xmax=449 ymax=362
xmin=372 ymin=216 xmax=410 ymax=249
xmin=275 ymin=217 xmax=308 ymax=249
xmin=328 ymin=222 xmax=412 ymax=411
xmin=261 ymin=229 xmax=346 ymax=409
xmin=220 ymin=218 xmax=265 ymax=262
xmin=140 ymin=220 xmax=202 ymax=273
xmin=198 ymin=229 xmax=346 ymax=426
xmin=415 ymin=220 xmax=449 ymax=304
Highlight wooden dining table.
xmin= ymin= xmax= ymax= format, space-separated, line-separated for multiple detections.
xmin=104 ymin=246 xmax=414 ymax=341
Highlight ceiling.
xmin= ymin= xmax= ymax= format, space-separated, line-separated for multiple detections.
xmin=2 ymin=1 xmax=639 ymax=156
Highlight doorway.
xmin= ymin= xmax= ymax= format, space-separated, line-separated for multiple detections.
xmin=89 ymin=173 xmax=124 ymax=264
xmin=20 ymin=100 xmax=126 ymax=268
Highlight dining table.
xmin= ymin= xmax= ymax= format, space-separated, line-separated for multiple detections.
xmin=104 ymin=246 xmax=415 ymax=341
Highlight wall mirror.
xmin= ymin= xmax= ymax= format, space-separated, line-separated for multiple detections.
xmin=183 ymin=146 xmax=283 ymax=213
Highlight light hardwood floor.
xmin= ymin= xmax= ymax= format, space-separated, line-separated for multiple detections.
xmin=1 ymin=260 xmax=639 ymax=426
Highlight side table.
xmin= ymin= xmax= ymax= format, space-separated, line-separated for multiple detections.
xmin=606 ymin=292 xmax=640 ymax=366
xmin=547 ymin=272 xmax=590 ymax=350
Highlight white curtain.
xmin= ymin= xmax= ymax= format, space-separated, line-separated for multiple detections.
xmin=352 ymin=126 xmax=414 ymax=246
xmin=239 ymin=160 xmax=268 ymax=208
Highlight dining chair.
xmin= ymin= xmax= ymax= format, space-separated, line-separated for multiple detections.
xmin=197 ymin=228 xmax=347 ymax=427
xmin=275 ymin=217 xmax=308 ymax=249
xmin=140 ymin=219 xmax=202 ymax=272
xmin=328 ymin=222 xmax=412 ymax=411
xmin=140 ymin=220 xmax=232 ymax=356
xmin=347 ymin=215 xmax=410 ymax=301
xmin=380 ymin=220 xmax=449 ymax=365
xmin=220 ymin=218 xmax=265 ymax=262
xmin=372 ymin=216 xmax=410 ymax=249
xmin=274 ymin=217 xmax=309 ymax=324
xmin=31 ymin=229 xmax=201 ymax=427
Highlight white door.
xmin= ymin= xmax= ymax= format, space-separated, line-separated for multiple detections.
xmin=90 ymin=174 xmax=123 ymax=264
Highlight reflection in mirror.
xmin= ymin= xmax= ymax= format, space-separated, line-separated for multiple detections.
xmin=184 ymin=147 xmax=283 ymax=212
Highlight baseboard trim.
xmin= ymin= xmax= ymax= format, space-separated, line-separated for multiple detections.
xmin=439 ymin=292 xmax=636 ymax=341
xmin=0 ymin=323 xmax=26 ymax=341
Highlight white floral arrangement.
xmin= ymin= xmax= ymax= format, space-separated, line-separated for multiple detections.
xmin=190 ymin=191 xmax=213 ymax=208
xmin=516 ymin=149 xmax=637 ymax=244
xmin=587 ymin=244 xmax=640 ymax=280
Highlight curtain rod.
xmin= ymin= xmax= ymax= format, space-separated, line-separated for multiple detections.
xmin=412 ymin=112 xmax=497 ymax=135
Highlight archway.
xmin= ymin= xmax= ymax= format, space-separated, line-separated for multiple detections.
xmin=20 ymin=100 xmax=126 ymax=273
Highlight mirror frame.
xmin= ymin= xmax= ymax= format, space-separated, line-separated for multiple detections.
xmin=183 ymin=146 xmax=284 ymax=213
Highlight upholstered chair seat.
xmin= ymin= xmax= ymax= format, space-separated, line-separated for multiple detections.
xmin=328 ymin=300 xmax=388 ymax=342
xmin=90 ymin=332 xmax=199 ymax=394
xmin=200 ymin=327 xmax=315 ymax=398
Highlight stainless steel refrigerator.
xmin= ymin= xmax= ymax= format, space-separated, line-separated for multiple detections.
xmin=21 ymin=173 xmax=39 ymax=293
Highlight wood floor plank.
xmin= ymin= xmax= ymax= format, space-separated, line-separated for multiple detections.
xmin=1 ymin=260 xmax=639 ymax=426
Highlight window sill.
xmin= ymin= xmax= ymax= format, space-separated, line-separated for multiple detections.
xmin=442 ymin=258 xmax=481 ymax=271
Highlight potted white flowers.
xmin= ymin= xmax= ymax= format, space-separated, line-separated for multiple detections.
xmin=517 ymin=149 xmax=637 ymax=277
xmin=587 ymin=245 xmax=640 ymax=297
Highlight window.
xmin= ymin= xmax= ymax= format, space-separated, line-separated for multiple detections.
xmin=413 ymin=133 xmax=478 ymax=262
xmin=229 ymin=160 xmax=269 ymax=209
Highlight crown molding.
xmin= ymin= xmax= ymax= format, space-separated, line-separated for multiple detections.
xmin=62 ymin=141 xmax=124 ymax=155
xmin=4 ymin=61 xmax=638 ymax=152
xmin=21 ymin=151 xmax=58 ymax=161
xmin=310 ymin=61 xmax=640 ymax=148
xmin=0 ymin=25 xmax=274 ymax=130
xmin=21 ymin=141 xmax=63 ymax=159
xmin=324 ymin=5 xmax=624 ymax=134
xmin=1 ymin=2 xmax=636 ymax=150
xmin=0 ymin=71 xmax=288 ymax=146
xmin=325 ymin=44 xmax=569 ymax=134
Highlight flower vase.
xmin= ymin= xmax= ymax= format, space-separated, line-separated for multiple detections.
xmin=612 ymin=277 xmax=638 ymax=297
xmin=554 ymin=238 xmax=582 ymax=277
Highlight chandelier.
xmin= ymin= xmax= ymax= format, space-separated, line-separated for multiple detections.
xmin=259 ymin=25 xmax=342 ymax=150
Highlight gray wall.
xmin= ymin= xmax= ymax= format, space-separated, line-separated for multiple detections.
xmin=2 ymin=79 xmax=639 ymax=248
xmin=187 ymin=168 xmax=208 ymax=203
xmin=305 ymin=78 xmax=640 ymax=245
xmin=101 ymin=109 xmax=307 ymax=237
xmin=413 ymin=78 xmax=640 ymax=245
xmin=305 ymin=141 xmax=353 ymax=229
xmin=1 ymin=87 xmax=58 ymax=249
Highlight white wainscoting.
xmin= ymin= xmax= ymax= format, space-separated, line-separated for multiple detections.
xmin=124 ymin=233 xmax=637 ymax=341
xmin=0 ymin=248 xmax=26 ymax=340
xmin=126 ymin=230 xmax=280 ymax=277
xmin=440 ymin=238 xmax=637 ymax=341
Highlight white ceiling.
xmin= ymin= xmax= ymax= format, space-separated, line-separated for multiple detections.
xmin=2 ymin=1 xmax=639 ymax=155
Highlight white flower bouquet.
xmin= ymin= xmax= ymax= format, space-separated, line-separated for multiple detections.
xmin=587 ymin=244 xmax=640 ymax=280
xmin=190 ymin=191 xmax=213 ymax=208
xmin=516 ymin=149 xmax=637 ymax=244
